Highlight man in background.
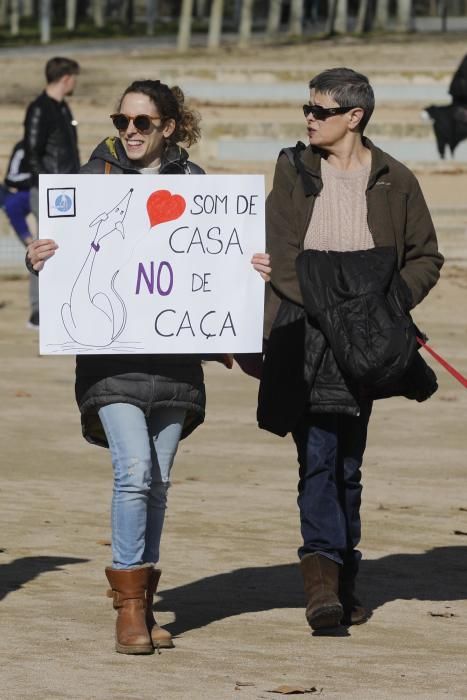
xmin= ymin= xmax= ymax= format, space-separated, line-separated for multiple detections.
xmin=23 ymin=56 xmax=81 ymax=328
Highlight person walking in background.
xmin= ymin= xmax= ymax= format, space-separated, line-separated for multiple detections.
xmin=252 ymin=67 xmax=443 ymax=633
xmin=0 ymin=140 xmax=36 ymax=327
xmin=26 ymin=79 xmax=234 ymax=656
xmin=23 ymin=56 xmax=81 ymax=329
xmin=1 ymin=140 xmax=33 ymax=246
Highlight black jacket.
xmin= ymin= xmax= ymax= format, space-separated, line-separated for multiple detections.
xmin=258 ymin=248 xmax=437 ymax=437
xmin=74 ymin=138 xmax=206 ymax=447
xmin=80 ymin=137 xmax=204 ymax=176
xmin=4 ymin=141 xmax=32 ymax=191
xmin=296 ymin=247 xmax=419 ymax=390
xmin=258 ymin=140 xmax=442 ymax=437
xmin=263 ymin=139 xmax=443 ymax=338
xmin=23 ymin=91 xmax=80 ymax=186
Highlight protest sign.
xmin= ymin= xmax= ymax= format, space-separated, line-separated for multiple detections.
xmin=38 ymin=174 xmax=265 ymax=355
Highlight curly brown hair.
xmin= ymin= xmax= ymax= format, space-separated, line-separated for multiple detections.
xmin=118 ymin=80 xmax=201 ymax=147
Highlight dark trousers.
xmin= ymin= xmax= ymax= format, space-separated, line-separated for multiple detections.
xmin=292 ymin=403 xmax=372 ymax=567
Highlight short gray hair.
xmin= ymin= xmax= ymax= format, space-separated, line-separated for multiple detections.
xmin=308 ymin=67 xmax=375 ymax=133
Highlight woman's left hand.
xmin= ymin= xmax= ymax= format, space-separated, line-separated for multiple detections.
xmin=251 ymin=252 xmax=271 ymax=282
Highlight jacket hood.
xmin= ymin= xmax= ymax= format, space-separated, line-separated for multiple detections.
xmin=87 ymin=137 xmax=193 ymax=174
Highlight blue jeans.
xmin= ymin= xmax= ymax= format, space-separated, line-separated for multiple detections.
xmin=292 ymin=403 xmax=372 ymax=567
xmin=2 ymin=188 xmax=38 ymax=316
xmin=98 ymin=403 xmax=186 ymax=569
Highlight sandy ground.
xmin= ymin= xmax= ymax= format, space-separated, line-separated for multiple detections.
xmin=1 ymin=37 xmax=467 ymax=700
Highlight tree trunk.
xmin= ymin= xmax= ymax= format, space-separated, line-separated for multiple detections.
xmin=325 ymin=0 xmax=336 ymax=33
xmin=66 ymin=0 xmax=77 ymax=31
xmin=208 ymin=0 xmax=224 ymax=49
xmin=177 ymin=0 xmax=194 ymax=52
xmin=288 ymin=0 xmax=303 ymax=34
xmin=92 ymin=0 xmax=105 ymax=28
xmin=146 ymin=0 xmax=158 ymax=35
xmin=354 ymin=0 xmax=369 ymax=32
xmin=10 ymin=0 xmax=20 ymax=35
xmin=266 ymin=0 xmax=282 ymax=37
xmin=396 ymin=0 xmax=413 ymax=31
xmin=373 ymin=0 xmax=389 ymax=29
xmin=0 ymin=0 xmax=8 ymax=27
xmin=40 ymin=0 xmax=51 ymax=44
xmin=238 ymin=0 xmax=254 ymax=48
xmin=120 ymin=0 xmax=134 ymax=25
xmin=334 ymin=0 xmax=347 ymax=33
xmin=439 ymin=0 xmax=448 ymax=31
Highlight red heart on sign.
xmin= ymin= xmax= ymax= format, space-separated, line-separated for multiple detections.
xmin=146 ymin=190 xmax=186 ymax=228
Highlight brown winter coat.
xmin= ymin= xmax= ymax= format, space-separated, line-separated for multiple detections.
xmin=264 ymin=138 xmax=444 ymax=338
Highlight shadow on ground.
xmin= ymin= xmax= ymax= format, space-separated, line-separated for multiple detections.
xmin=156 ymin=546 xmax=467 ymax=636
xmin=0 ymin=555 xmax=89 ymax=601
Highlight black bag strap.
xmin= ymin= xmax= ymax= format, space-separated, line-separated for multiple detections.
xmin=280 ymin=141 xmax=317 ymax=197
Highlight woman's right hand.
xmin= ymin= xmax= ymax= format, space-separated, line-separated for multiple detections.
xmin=27 ymin=239 xmax=58 ymax=272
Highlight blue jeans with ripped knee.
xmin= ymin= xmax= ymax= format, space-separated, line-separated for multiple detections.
xmin=98 ymin=403 xmax=186 ymax=569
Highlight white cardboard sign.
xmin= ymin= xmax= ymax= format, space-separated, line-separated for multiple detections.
xmin=38 ymin=174 xmax=265 ymax=355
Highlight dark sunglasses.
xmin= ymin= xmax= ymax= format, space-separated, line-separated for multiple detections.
xmin=302 ymin=104 xmax=358 ymax=120
xmin=110 ymin=113 xmax=162 ymax=132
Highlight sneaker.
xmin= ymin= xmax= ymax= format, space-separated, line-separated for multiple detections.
xmin=27 ymin=310 xmax=39 ymax=330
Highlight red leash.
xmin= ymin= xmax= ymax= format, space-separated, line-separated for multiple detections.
xmin=417 ymin=336 xmax=467 ymax=389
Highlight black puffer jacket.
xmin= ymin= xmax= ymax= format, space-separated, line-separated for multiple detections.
xmin=258 ymin=248 xmax=437 ymax=437
xmin=80 ymin=137 xmax=204 ymax=176
xmin=24 ymin=92 xmax=80 ymax=185
xmin=296 ymin=247 xmax=418 ymax=390
xmin=76 ymin=138 xmax=206 ymax=447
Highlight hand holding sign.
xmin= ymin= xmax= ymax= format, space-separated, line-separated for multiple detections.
xmin=147 ymin=190 xmax=186 ymax=228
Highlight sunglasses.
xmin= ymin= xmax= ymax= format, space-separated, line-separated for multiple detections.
xmin=110 ymin=113 xmax=162 ymax=132
xmin=302 ymin=104 xmax=359 ymax=120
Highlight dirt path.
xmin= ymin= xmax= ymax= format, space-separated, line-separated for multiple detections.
xmin=1 ymin=37 xmax=467 ymax=700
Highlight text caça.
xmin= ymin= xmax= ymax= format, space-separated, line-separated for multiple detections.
xmin=155 ymin=309 xmax=236 ymax=340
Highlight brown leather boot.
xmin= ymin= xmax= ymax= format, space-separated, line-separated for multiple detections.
xmin=105 ymin=566 xmax=154 ymax=654
xmin=146 ymin=568 xmax=174 ymax=649
xmin=339 ymin=565 xmax=370 ymax=626
xmin=299 ymin=553 xmax=343 ymax=630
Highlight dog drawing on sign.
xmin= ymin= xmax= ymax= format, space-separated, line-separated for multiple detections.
xmin=61 ymin=188 xmax=133 ymax=347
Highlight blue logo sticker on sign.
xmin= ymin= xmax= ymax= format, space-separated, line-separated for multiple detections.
xmin=55 ymin=194 xmax=73 ymax=212
xmin=47 ymin=188 xmax=76 ymax=218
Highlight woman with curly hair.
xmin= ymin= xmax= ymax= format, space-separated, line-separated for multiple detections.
xmin=26 ymin=79 xmax=230 ymax=655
